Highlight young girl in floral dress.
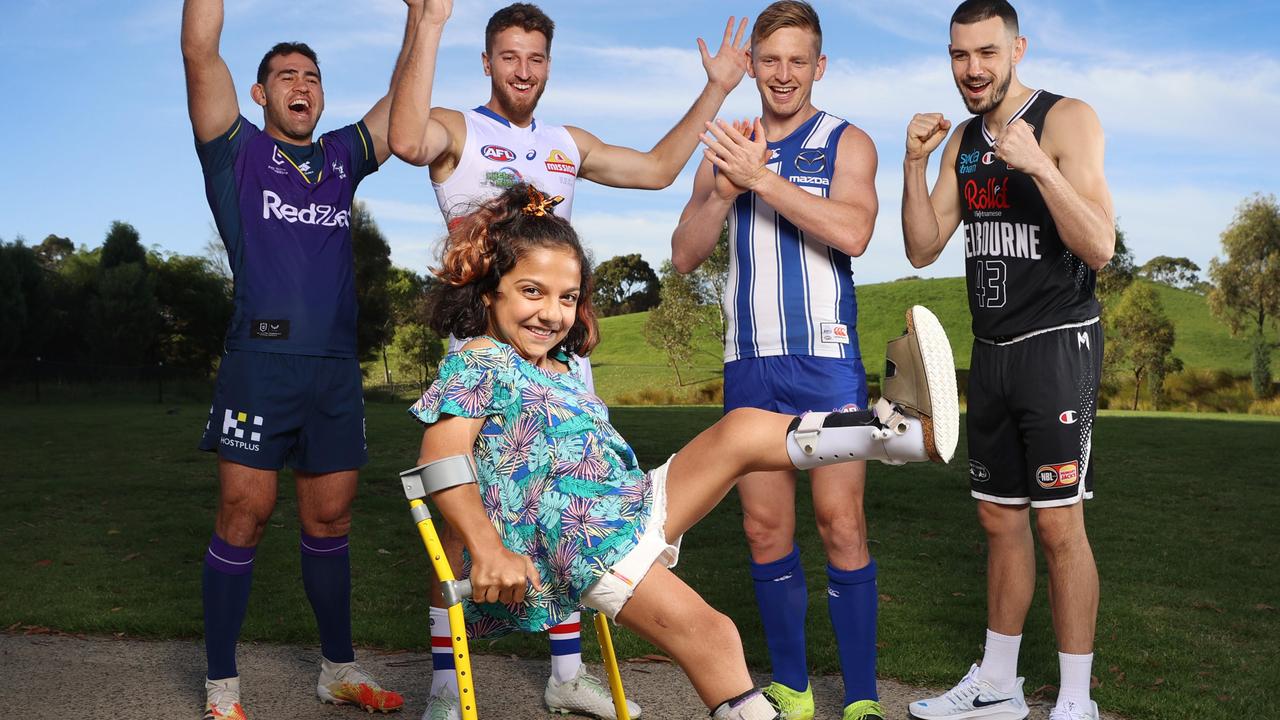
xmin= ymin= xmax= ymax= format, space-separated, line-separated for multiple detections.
xmin=408 ymin=184 xmax=955 ymax=720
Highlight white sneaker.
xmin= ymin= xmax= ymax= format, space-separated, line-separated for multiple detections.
xmin=316 ymin=657 xmax=405 ymax=712
xmin=204 ymin=676 xmax=247 ymax=720
xmin=1049 ymin=700 xmax=1099 ymax=720
xmin=544 ymin=666 xmax=642 ymax=719
xmin=908 ymin=664 xmax=1028 ymax=720
xmin=420 ymin=685 xmax=462 ymax=720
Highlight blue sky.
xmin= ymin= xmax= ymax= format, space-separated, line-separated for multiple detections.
xmin=2 ymin=1 xmax=1278 ymax=284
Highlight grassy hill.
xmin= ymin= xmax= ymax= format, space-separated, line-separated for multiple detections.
xmin=367 ymin=277 xmax=1255 ymax=407
xmin=590 ymin=277 xmax=1254 ymax=404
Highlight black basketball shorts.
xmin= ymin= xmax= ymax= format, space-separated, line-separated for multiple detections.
xmin=966 ymin=319 xmax=1102 ymax=507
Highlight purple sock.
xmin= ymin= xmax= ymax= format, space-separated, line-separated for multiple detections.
xmin=203 ymin=533 xmax=256 ymax=680
xmin=301 ymin=532 xmax=354 ymax=663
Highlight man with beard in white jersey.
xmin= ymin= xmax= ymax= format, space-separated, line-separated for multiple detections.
xmin=901 ymin=2 xmax=1114 ymax=720
xmin=388 ymin=3 xmax=752 ymax=719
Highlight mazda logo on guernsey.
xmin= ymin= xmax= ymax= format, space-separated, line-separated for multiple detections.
xmin=965 ymin=178 xmax=1010 ymax=211
xmin=481 ymin=144 xmax=517 ymax=162
xmin=795 ymin=149 xmax=826 ymax=175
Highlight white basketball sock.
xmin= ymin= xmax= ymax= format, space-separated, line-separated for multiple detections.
xmin=975 ymin=628 xmax=1022 ymax=692
xmin=1055 ymin=651 xmax=1094 ymax=708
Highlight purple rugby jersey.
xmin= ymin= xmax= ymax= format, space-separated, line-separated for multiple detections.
xmin=196 ymin=115 xmax=379 ymax=358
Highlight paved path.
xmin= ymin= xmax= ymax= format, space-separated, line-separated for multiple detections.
xmin=0 ymin=631 xmax=1121 ymax=719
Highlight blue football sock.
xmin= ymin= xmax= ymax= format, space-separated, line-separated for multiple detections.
xmin=827 ymin=559 xmax=878 ymax=704
xmin=301 ymin=532 xmax=354 ymax=663
xmin=750 ymin=545 xmax=809 ymax=691
xmin=203 ymin=533 xmax=256 ymax=681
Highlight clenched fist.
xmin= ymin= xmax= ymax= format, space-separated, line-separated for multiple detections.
xmin=906 ymin=112 xmax=951 ymax=161
xmin=992 ymin=119 xmax=1048 ymax=175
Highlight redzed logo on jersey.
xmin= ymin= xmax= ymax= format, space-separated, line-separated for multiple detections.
xmin=1036 ymin=461 xmax=1079 ymax=489
xmin=545 ymin=149 xmax=577 ymax=175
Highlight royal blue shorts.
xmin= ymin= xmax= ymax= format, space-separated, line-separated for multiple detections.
xmin=199 ymin=350 xmax=367 ymax=473
xmin=723 ymin=354 xmax=869 ymax=414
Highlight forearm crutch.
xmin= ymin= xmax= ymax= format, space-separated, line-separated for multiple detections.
xmin=401 ymin=459 xmax=478 ymax=720
xmin=400 ymin=458 xmax=631 ymax=720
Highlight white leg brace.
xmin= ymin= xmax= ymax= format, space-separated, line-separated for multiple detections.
xmin=785 ymin=398 xmax=931 ymax=469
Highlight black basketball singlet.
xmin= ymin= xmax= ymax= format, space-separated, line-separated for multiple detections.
xmin=955 ymin=89 xmax=1101 ymax=340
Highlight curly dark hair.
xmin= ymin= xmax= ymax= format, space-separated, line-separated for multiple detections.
xmin=430 ymin=183 xmax=598 ymax=357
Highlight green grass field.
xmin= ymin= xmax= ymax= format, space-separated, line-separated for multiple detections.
xmin=2 ymin=400 xmax=1276 ymax=719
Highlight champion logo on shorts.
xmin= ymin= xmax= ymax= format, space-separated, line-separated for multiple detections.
xmin=221 ymin=409 xmax=264 ymax=452
xmin=1059 ymin=410 xmax=1078 ymax=424
xmin=1036 ymin=461 xmax=1079 ymax=489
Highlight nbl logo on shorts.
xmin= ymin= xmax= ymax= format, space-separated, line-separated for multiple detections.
xmin=221 ymin=409 xmax=263 ymax=453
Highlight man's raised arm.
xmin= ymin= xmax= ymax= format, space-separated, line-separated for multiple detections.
xmin=182 ymin=0 xmax=239 ymax=143
xmin=994 ymin=100 xmax=1115 ymax=270
xmin=387 ymin=0 xmax=454 ymax=167
xmin=571 ymin=17 xmax=750 ymax=190
xmin=361 ymin=0 xmax=441 ymax=166
xmin=902 ymin=112 xmax=964 ymax=269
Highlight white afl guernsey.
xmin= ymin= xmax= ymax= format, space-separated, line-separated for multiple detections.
xmin=723 ymin=110 xmax=862 ymax=363
xmin=438 ymin=107 xmax=594 ymax=393
xmin=433 ymin=106 xmax=581 ymax=220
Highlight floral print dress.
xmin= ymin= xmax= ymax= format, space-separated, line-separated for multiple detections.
xmin=409 ymin=339 xmax=653 ymax=637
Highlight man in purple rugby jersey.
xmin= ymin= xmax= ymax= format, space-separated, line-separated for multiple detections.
xmin=182 ymin=1 xmax=423 ymax=718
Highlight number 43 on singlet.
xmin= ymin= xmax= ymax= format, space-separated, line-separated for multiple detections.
xmin=975 ymin=260 xmax=1007 ymax=309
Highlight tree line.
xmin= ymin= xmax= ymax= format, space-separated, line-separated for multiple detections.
xmin=3 ymin=194 xmax=1277 ymax=407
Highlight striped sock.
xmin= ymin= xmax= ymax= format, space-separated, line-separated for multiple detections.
xmin=429 ymin=606 xmax=457 ymax=695
xmin=202 ymin=533 xmax=256 ymax=681
xmin=549 ymin=611 xmax=583 ymax=683
xmin=300 ymin=533 xmax=353 ymax=664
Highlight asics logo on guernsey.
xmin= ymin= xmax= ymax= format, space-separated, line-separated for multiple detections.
xmin=261 ymin=190 xmax=350 ymax=227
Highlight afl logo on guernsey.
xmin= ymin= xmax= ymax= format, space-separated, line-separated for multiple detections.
xmin=795 ymin=150 xmax=826 ymax=174
xmin=481 ymin=145 xmax=516 ymax=162
xmin=545 ymin=149 xmax=577 ymax=175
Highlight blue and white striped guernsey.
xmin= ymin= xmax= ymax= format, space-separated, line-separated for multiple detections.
xmin=723 ymin=110 xmax=861 ymax=363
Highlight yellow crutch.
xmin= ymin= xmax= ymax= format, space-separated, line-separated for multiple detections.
xmin=401 ymin=461 xmax=631 ymax=720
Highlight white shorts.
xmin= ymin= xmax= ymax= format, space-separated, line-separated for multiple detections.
xmin=581 ymin=458 xmax=682 ymax=620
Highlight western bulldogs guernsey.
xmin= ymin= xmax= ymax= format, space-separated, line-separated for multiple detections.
xmin=197 ymin=115 xmax=378 ymax=358
xmin=723 ymin=110 xmax=860 ymax=363
xmin=957 ymin=90 xmax=1100 ymax=340
xmin=433 ymin=107 xmax=579 ymax=220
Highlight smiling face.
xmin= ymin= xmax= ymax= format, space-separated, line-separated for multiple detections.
xmin=483 ymin=27 xmax=549 ymax=124
xmin=949 ymin=16 xmax=1024 ymax=116
xmin=485 ymin=245 xmax=581 ymax=368
xmin=253 ymin=52 xmax=324 ymax=143
xmin=748 ymin=26 xmax=826 ymax=124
